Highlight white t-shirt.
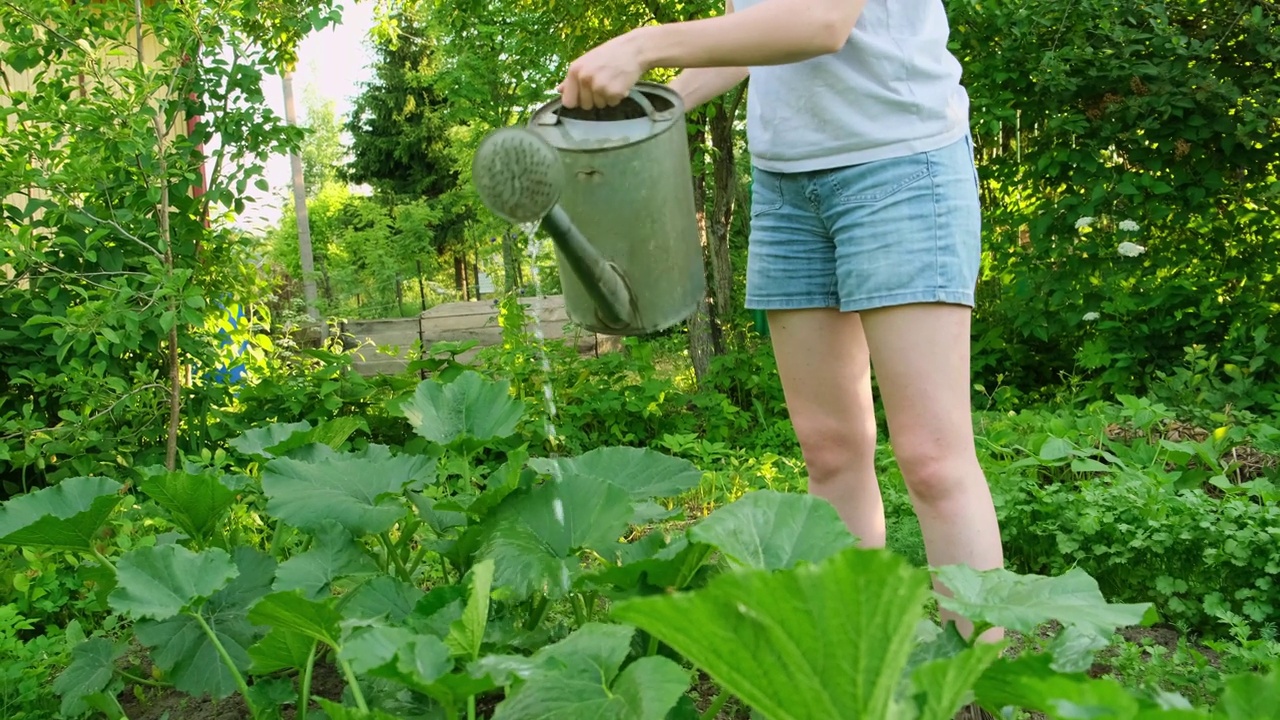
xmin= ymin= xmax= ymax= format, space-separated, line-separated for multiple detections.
xmin=734 ymin=0 xmax=971 ymax=172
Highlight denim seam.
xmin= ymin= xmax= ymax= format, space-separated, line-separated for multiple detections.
xmin=837 ymin=289 xmax=975 ymax=312
xmin=927 ymin=148 xmax=943 ymax=295
xmin=744 ymin=294 xmax=841 ymax=310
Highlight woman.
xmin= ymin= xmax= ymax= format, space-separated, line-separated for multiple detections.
xmin=558 ymin=0 xmax=1004 ymax=658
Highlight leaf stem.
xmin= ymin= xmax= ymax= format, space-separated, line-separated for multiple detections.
xmin=396 ymin=519 xmax=422 ymax=550
xmin=571 ymin=593 xmax=588 ymax=628
xmin=90 ymin=547 xmax=117 ymax=574
xmin=467 ymin=695 xmax=477 ymax=720
xmin=646 ymin=632 xmax=659 ymax=657
xmin=524 ymin=594 xmax=550 ymax=632
xmin=299 ymin=640 xmax=318 ymax=720
xmin=406 ymin=544 xmax=431 ymax=577
xmin=379 ymin=532 xmax=411 ymax=581
xmin=338 ymin=657 xmax=369 ymax=712
xmin=189 ymin=612 xmax=258 ymax=719
xmin=700 ymin=687 xmax=730 ymax=720
xmin=267 ymin=518 xmax=291 ymax=559
xmin=117 ymin=669 xmax=165 ymax=688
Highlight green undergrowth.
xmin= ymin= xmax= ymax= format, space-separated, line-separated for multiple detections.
xmin=3 ymin=368 xmax=1278 ymax=719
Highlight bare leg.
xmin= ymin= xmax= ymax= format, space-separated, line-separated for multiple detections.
xmin=766 ymin=308 xmax=885 ymax=548
xmin=858 ymin=302 xmax=1005 ymax=642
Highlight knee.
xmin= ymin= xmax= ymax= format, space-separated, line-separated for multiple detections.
xmin=791 ymin=414 xmax=877 ymax=484
xmin=892 ymin=437 xmax=980 ymax=506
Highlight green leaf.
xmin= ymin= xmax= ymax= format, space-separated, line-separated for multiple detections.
xmin=686 ymin=489 xmax=856 ymax=571
xmin=261 ymin=444 xmax=432 ymax=536
xmin=490 ymin=623 xmax=690 ymax=720
xmin=52 ymin=638 xmax=123 ymax=717
xmin=528 ymin=447 xmax=703 ymax=501
xmin=230 ymin=419 xmax=365 ymax=460
xmin=975 ymin=654 xmax=1206 ymax=719
xmin=446 ymin=558 xmax=493 ymax=661
xmin=473 ymin=472 xmax=634 ymax=601
xmin=310 ymin=416 xmax=366 ymax=450
xmin=133 ymin=547 xmax=277 ymax=698
xmin=934 ymin=566 xmax=1152 ymax=670
xmin=247 ymin=591 xmax=344 ymax=648
xmin=407 ymin=585 xmax=467 ymax=638
xmin=611 ymin=547 xmax=930 ymax=720
xmin=583 ymin=532 xmax=713 ymax=595
xmin=344 ymin=576 xmax=425 ymax=623
xmin=1214 ymin=663 xmax=1280 ymax=719
xmin=908 ymin=643 xmax=1003 ymax=720
xmin=136 ymin=467 xmax=237 ymax=544
xmin=272 ymin=520 xmax=380 ymax=600
xmin=229 ymin=421 xmax=313 ymax=458
xmin=339 ymin=624 xmax=454 ymax=689
xmin=109 ymin=545 xmax=239 ymax=621
xmin=248 ymin=627 xmax=316 ymax=675
xmin=475 ymin=520 xmax=581 ymax=602
xmin=394 ymin=371 xmax=525 ymax=447
xmin=0 ymin=476 xmax=122 ymax=552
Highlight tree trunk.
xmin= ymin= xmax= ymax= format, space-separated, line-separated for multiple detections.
xmin=501 ymin=232 xmax=520 ymax=293
xmin=135 ymin=0 xmax=181 ymax=470
xmin=281 ymin=71 xmax=324 ymax=339
xmin=686 ymin=126 xmax=721 ymax=384
xmin=454 ymin=252 xmax=470 ymax=300
xmin=707 ymin=90 xmax=744 ymax=345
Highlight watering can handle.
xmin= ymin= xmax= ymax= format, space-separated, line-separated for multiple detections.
xmin=539 ymin=87 xmax=671 ymax=124
xmin=626 ymin=89 xmax=666 ymax=121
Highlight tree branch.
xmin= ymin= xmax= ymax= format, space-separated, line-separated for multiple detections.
xmin=133 ymin=0 xmax=182 ymax=471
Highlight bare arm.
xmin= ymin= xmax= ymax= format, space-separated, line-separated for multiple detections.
xmin=666 ymin=0 xmax=749 ymax=110
xmin=668 ymin=66 xmax=750 ymax=109
xmin=634 ymin=0 xmax=868 ymax=70
xmin=559 ymin=0 xmax=863 ymax=109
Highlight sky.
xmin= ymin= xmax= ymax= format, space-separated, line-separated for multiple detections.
xmin=233 ymin=1 xmax=377 ymax=234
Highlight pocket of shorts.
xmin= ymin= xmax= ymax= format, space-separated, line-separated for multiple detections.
xmin=749 ymin=169 xmax=784 ymax=216
xmin=831 ymin=155 xmax=930 ymax=206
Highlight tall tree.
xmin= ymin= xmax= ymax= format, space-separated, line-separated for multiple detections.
xmin=345 ymin=5 xmax=472 ymax=293
xmin=300 ymin=86 xmax=346 ymax=195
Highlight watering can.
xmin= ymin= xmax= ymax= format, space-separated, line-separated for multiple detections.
xmin=470 ymin=81 xmax=705 ymax=336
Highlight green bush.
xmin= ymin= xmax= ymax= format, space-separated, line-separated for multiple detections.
xmin=950 ymin=0 xmax=1280 ymax=401
xmin=981 ymin=395 xmax=1280 ymax=635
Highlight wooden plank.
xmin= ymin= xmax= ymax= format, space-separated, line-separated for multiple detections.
xmin=344 ymin=295 xmax=615 ymax=377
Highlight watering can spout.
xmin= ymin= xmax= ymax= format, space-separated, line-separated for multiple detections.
xmin=539 ymin=206 xmax=635 ymax=330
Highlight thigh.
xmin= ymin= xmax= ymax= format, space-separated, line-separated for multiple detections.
xmin=765 ymin=308 xmax=875 ymax=446
xmin=859 ymin=303 xmax=976 ymax=455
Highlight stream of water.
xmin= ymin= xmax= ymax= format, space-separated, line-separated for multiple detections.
xmin=517 ymin=219 xmax=568 ymax=527
xmin=518 ymin=221 xmax=561 ymax=451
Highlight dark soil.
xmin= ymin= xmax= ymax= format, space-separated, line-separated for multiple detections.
xmin=117 ymin=662 xmax=346 ymax=720
xmin=112 ymin=665 xmax=761 ymax=720
xmin=109 ymin=623 xmax=1226 ymax=720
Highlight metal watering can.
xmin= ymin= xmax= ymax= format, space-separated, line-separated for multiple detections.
xmin=471 ymin=82 xmax=705 ymax=336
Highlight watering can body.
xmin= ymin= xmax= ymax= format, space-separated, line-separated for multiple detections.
xmin=525 ymin=83 xmax=705 ymax=336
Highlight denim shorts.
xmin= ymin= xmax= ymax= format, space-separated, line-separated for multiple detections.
xmin=744 ymin=134 xmax=982 ymax=313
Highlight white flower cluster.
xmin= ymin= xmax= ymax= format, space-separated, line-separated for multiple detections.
xmin=1117 ymin=241 xmax=1146 ymax=257
xmin=1083 ymin=312 xmax=1101 ymax=322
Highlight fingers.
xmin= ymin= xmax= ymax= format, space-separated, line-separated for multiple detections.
xmin=560 ymin=65 xmax=626 ymax=110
